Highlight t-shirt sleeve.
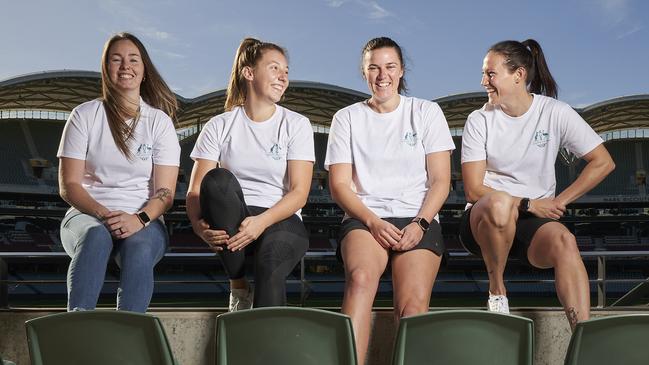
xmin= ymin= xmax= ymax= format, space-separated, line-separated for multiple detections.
xmin=324 ymin=109 xmax=352 ymax=170
xmin=461 ymin=111 xmax=488 ymax=163
xmin=287 ymin=116 xmax=315 ymax=161
xmin=558 ymin=104 xmax=603 ymax=158
xmin=152 ymin=113 xmax=181 ymax=166
xmin=421 ymin=102 xmax=456 ymax=154
xmin=190 ymin=118 xmax=221 ymax=162
xmin=57 ymin=107 xmax=88 ymax=160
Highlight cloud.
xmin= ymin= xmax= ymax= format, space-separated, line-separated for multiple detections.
xmin=325 ymin=0 xmax=347 ymax=7
xmin=616 ymin=24 xmax=644 ymax=39
xmin=366 ymin=1 xmax=392 ymax=19
xmin=325 ymin=0 xmax=395 ymax=20
xmin=597 ymin=0 xmax=629 ymax=25
xmin=99 ymin=0 xmax=175 ymax=42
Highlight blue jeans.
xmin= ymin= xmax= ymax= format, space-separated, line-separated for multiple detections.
xmin=60 ymin=209 xmax=168 ymax=312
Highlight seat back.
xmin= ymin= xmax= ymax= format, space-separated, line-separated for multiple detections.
xmin=392 ymin=310 xmax=534 ymax=365
xmin=25 ymin=311 xmax=175 ymax=365
xmin=216 ymin=307 xmax=357 ymax=365
xmin=564 ymin=314 xmax=649 ymax=365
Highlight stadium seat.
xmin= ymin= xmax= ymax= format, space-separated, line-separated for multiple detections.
xmin=392 ymin=310 xmax=534 ymax=365
xmin=25 ymin=311 xmax=176 ymax=365
xmin=215 ymin=307 xmax=357 ymax=365
xmin=564 ymin=314 xmax=649 ymax=365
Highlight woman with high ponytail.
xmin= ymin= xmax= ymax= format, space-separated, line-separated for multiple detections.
xmin=57 ymin=32 xmax=180 ymax=312
xmin=186 ymin=38 xmax=314 ymax=311
xmin=459 ymin=39 xmax=615 ymax=330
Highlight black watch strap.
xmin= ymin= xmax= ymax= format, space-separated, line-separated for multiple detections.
xmin=519 ymin=198 xmax=531 ymax=213
xmin=412 ymin=217 xmax=430 ymax=232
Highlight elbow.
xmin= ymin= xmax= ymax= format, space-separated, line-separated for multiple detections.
xmin=463 ymin=187 xmax=479 ymax=204
xmin=606 ymin=159 xmax=616 ymax=176
xmin=296 ymin=189 xmax=310 ymax=208
xmin=59 ymin=188 xmax=68 ymax=204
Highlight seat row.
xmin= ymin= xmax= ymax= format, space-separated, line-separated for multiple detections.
xmin=21 ymin=308 xmax=649 ymax=365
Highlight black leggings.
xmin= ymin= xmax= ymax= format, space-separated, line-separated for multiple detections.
xmin=200 ymin=168 xmax=309 ymax=307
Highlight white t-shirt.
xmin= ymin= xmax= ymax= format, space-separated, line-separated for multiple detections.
xmin=461 ymin=94 xmax=603 ymax=201
xmin=57 ymin=98 xmax=181 ymax=214
xmin=190 ymin=105 xmax=315 ymax=213
xmin=325 ymin=95 xmax=456 ymax=219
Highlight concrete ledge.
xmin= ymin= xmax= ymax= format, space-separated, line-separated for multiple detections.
xmin=2 ymin=307 xmax=649 ymax=365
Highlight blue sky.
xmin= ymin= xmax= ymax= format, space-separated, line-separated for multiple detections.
xmin=1 ymin=0 xmax=647 ymax=107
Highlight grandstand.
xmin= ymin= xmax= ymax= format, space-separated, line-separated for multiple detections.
xmin=1 ymin=71 xmax=649 ymax=364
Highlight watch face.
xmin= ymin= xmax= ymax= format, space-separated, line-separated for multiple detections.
xmin=414 ymin=218 xmax=429 ymax=231
xmin=138 ymin=212 xmax=151 ymax=223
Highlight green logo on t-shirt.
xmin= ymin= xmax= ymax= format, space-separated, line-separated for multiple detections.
xmin=136 ymin=143 xmax=153 ymax=160
xmin=533 ymin=130 xmax=550 ymax=147
xmin=404 ymin=131 xmax=418 ymax=147
xmin=268 ymin=143 xmax=282 ymax=160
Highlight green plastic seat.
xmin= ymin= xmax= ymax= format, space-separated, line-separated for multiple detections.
xmin=25 ymin=310 xmax=176 ymax=365
xmin=564 ymin=314 xmax=649 ymax=365
xmin=216 ymin=307 xmax=357 ymax=365
xmin=392 ymin=310 xmax=534 ymax=365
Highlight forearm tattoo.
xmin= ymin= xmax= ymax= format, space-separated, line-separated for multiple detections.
xmin=567 ymin=307 xmax=579 ymax=330
xmin=151 ymin=188 xmax=172 ymax=204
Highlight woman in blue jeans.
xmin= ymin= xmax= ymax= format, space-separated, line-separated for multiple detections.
xmin=57 ymin=32 xmax=180 ymax=312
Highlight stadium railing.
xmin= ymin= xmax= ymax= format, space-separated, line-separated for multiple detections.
xmin=1 ymin=198 xmax=648 ymax=309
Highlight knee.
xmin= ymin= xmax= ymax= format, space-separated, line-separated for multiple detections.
xmin=201 ymin=168 xmax=236 ymax=195
xmin=346 ymin=268 xmax=379 ymax=294
xmin=75 ymin=226 xmax=112 ymax=254
xmin=548 ymin=231 xmax=580 ymax=263
xmin=481 ymin=193 xmax=516 ymax=229
xmin=395 ymin=297 xmax=429 ymax=318
xmin=119 ymin=237 xmax=165 ymax=266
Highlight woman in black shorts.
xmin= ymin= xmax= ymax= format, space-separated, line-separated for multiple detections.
xmin=325 ymin=37 xmax=455 ymax=363
xmin=460 ymin=39 xmax=614 ymax=330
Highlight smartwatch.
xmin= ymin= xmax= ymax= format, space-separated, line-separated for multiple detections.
xmin=411 ymin=217 xmax=430 ymax=232
xmin=136 ymin=211 xmax=151 ymax=227
xmin=519 ymin=198 xmax=531 ymax=213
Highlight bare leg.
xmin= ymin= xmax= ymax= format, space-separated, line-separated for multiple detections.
xmin=340 ymin=230 xmax=389 ymax=365
xmin=527 ymin=222 xmax=590 ymax=331
xmin=391 ymin=249 xmax=441 ymax=324
xmin=470 ymin=191 xmax=519 ymax=295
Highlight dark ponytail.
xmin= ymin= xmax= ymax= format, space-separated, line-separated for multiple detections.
xmin=489 ymin=39 xmax=558 ymax=98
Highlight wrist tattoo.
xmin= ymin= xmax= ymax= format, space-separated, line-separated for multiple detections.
xmin=151 ymin=188 xmax=172 ymax=204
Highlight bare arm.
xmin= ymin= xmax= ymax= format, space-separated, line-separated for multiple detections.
xmin=395 ymin=151 xmax=452 ymax=251
xmin=227 ymin=160 xmax=314 ymax=251
xmin=103 ymin=164 xmax=178 ymax=239
xmin=58 ymin=157 xmax=110 ymax=219
xmin=462 ymin=160 xmax=496 ymax=204
xmin=328 ymin=163 xmax=402 ymax=249
xmin=555 ymin=144 xmax=615 ymax=206
xmin=138 ymin=164 xmax=178 ymax=220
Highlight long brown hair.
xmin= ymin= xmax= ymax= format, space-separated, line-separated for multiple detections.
xmin=489 ymin=39 xmax=558 ymax=98
xmin=224 ymin=37 xmax=287 ymax=111
xmin=100 ymin=32 xmax=178 ymax=159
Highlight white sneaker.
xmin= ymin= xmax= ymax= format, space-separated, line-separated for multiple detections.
xmin=487 ymin=292 xmax=510 ymax=314
xmin=229 ymin=286 xmax=253 ymax=312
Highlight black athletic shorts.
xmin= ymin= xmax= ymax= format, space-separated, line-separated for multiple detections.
xmin=337 ymin=217 xmax=445 ymax=262
xmin=458 ymin=206 xmax=555 ymax=264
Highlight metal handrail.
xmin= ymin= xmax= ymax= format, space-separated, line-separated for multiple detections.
xmin=3 ymin=249 xmax=649 ymax=309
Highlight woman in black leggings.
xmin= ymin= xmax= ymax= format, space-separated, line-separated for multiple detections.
xmin=186 ymin=38 xmax=314 ymax=310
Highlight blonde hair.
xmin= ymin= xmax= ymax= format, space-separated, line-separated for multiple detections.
xmin=100 ymin=32 xmax=178 ymax=159
xmin=224 ymin=37 xmax=287 ymax=111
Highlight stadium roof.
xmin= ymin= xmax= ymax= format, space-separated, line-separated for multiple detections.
xmin=1 ymin=70 xmax=647 ymax=133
